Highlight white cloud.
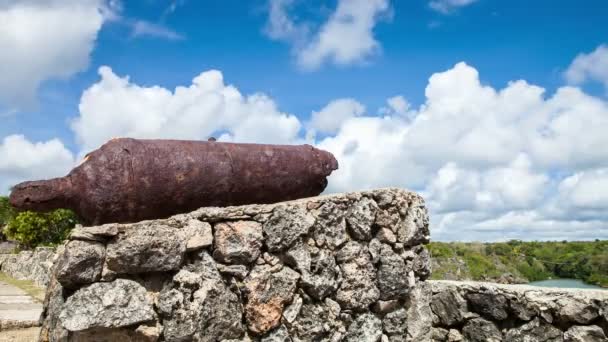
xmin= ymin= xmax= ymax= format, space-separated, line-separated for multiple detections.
xmin=429 ymin=0 xmax=478 ymax=14
xmin=316 ymin=62 xmax=608 ymax=241
xmin=130 ymin=20 xmax=184 ymax=41
xmin=379 ymin=95 xmax=410 ymax=116
xmin=0 ymin=0 xmax=108 ymax=110
xmin=0 ymin=135 xmax=75 ymax=194
xmin=309 ymin=98 xmax=365 ymax=134
xmin=71 ymin=66 xmax=302 ymax=153
xmin=266 ymin=0 xmax=391 ymax=70
xmin=565 ymin=44 xmax=608 ymax=91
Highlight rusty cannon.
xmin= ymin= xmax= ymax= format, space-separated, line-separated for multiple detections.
xmin=9 ymin=138 xmax=338 ymax=225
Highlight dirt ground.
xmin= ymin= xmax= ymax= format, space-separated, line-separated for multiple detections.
xmin=0 ymin=327 xmax=40 ymax=342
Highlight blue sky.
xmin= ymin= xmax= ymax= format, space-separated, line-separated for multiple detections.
xmin=2 ymin=0 xmax=608 ymax=241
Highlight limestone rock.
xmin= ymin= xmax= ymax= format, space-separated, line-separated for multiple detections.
xmin=564 ymin=325 xmax=607 ymax=342
xmin=59 ymin=279 xmax=155 ymax=331
xmin=213 ymin=220 xmax=263 ymax=264
xmin=377 ymin=244 xmax=409 ymax=300
xmin=406 ymin=284 xmax=433 ymax=341
xmin=431 ymin=327 xmax=449 ymax=341
xmin=264 ymin=205 xmax=315 ymax=252
xmin=558 ymin=298 xmax=599 ymax=324
xmin=504 ymin=317 xmax=563 ymax=342
xmin=346 ymin=197 xmax=378 ymax=241
xmin=181 ymin=219 xmax=213 ymax=251
xmin=105 ymin=223 xmax=186 ymax=274
xmin=430 ymin=289 xmax=467 ymax=327
xmin=345 ymin=313 xmax=382 ymax=342
xmin=465 ymin=292 xmax=509 ymax=320
xmin=461 ymin=318 xmax=502 ymax=342
xmin=312 ymin=201 xmax=348 ymax=249
xmin=395 ymin=200 xmax=429 ymax=246
xmin=261 ymin=325 xmax=292 ymax=342
xmin=289 ymin=304 xmax=339 ymax=341
xmin=336 ymin=246 xmax=380 ymax=310
xmin=244 ymin=264 xmax=300 ymax=334
xmin=284 ymin=240 xmax=311 ymax=273
xmin=447 ymin=329 xmax=463 ymax=342
xmin=54 ymin=240 xmax=105 ymax=288
xmin=383 ymin=309 xmax=407 ymax=336
xmin=301 ymin=249 xmax=339 ymax=300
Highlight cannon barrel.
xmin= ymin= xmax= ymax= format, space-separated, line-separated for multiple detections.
xmin=9 ymin=138 xmax=338 ymax=225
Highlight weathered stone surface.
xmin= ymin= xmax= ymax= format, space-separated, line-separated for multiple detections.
xmin=461 ymin=317 xmax=502 ymax=342
xmin=55 ymin=240 xmax=104 ymax=288
xmin=181 ymin=219 xmax=213 ymax=251
xmin=245 ymin=264 xmax=300 ymax=334
xmin=504 ymin=318 xmax=563 ymax=342
xmin=465 ymin=292 xmax=509 ymax=320
xmin=377 ymin=244 xmax=409 ymax=300
xmin=59 ymin=279 xmax=155 ymax=331
xmin=0 ymin=246 xmax=55 ymax=287
xmin=558 ymin=297 xmax=599 ymax=324
xmin=40 ymin=188 xmax=433 ymax=341
xmin=431 ymin=327 xmax=449 ymax=341
xmin=213 ymin=221 xmax=263 ymax=264
xmin=105 ymin=223 xmax=186 ymax=273
xmin=336 ymin=244 xmax=380 ymax=310
xmin=564 ymin=325 xmax=607 ymax=342
xmin=430 ymin=289 xmax=467 ymax=327
xmin=346 ymin=197 xmax=378 ymax=241
xmin=344 ymin=313 xmax=382 ymax=342
xmin=263 ymin=205 xmax=315 ymax=252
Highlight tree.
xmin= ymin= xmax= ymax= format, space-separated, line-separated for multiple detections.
xmin=4 ymin=209 xmax=78 ymax=249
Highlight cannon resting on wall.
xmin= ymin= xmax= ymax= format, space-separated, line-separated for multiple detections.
xmin=9 ymin=138 xmax=338 ymax=225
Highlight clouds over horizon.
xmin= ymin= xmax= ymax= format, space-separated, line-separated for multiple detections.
xmin=3 ymin=53 xmax=608 ymax=241
xmin=266 ymin=0 xmax=391 ymax=70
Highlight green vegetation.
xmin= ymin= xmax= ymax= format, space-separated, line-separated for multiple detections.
xmin=429 ymin=240 xmax=608 ymax=287
xmin=0 ymin=196 xmax=78 ymax=249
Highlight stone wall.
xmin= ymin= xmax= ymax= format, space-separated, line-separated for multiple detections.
xmin=429 ymin=280 xmax=608 ymax=341
xmin=40 ymin=188 xmax=432 ymax=342
xmin=0 ymin=247 xmax=55 ymax=287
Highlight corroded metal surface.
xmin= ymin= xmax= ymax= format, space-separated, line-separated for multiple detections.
xmin=10 ymin=138 xmax=338 ymax=225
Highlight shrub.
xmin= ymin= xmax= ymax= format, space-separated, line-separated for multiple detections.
xmin=4 ymin=209 xmax=78 ymax=248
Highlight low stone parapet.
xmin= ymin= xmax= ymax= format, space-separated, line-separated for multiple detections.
xmin=0 ymin=247 xmax=55 ymax=287
xmin=39 ymin=188 xmax=431 ymax=341
xmin=429 ymin=280 xmax=608 ymax=341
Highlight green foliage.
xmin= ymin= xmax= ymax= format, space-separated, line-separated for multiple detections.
xmin=430 ymin=240 xmax=608 ymax=287
xmin=4 ymin=209 xmax=78 ymax=249
xmin=0 ymin=196 xmax=15 ymax=227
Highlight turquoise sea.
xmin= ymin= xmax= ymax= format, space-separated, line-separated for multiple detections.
xmin=527 ymin=279 xmax=605 ymax=290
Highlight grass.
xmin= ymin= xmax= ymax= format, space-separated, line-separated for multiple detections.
xmin=0 ymin=272 xmax=45 ymax=302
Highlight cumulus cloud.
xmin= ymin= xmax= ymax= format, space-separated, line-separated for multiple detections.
xmin=0 ymin=0 xmax=109 ymax=110
xmin=71 ymin=66 xmax=302 ymax=153
xmin=266 ymin=0 xmax=391 ymax=70
xmin=429 ymin=0 xmax=478 ymax=14
xmin=309 ymin=98 xmax=365 ymax=135
xmin=316 ymin=62 xmax=608 ymax=241
xmin=565 ymin=44 xmax=608 ymax=91
xmin=0 ymin=135 xmax=75 ymax=194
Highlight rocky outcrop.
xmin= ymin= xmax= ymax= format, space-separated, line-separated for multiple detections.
xmin=429 ymin=281 xmax=608 ymax=342
xmin=0 ymin=247 xmax=55 ymax=287
xmin=40 ymin=188 xmax=431 ymax=341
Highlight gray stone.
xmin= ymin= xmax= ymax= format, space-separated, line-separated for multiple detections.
xmin=105 ymin=223 xmax=186 ymax=273
xmin=301 ymin=249 xmax=339 ymax=300
xmin=377 ymin=228 xmax=397 ymax=244
xmin=461 ymin=318 xmax=502 ymax=342
xmin=217 ymin=263 xmax=249 ymax=279
xmin=509 ymin=297 xmax=537 ymax=321
xmin=558 ymin=298 xmax=599 ymax=324
xmin=383 ymin=309 xmax=407 ymax=336
xmin=345 ymin=313 xmax=382 ymax=342
xmin=447 ymin=329 xmax=463 ymax=342
xmin=564 ymin=325 xmax=607 ymax=342
xmin=406 ymin=284 xmax=432 ymax=341
xmin=312 ymin=201 xmax=348 ymax=250
xmin=213 ymin=220 xmax=263 ymax=264
xmin=465 ymin=292 xmax=509 ymax=320
xmin=430 ymin=289 xmax=467 ymax=327
xmin=395 ymin=200 xmax=429 ymax=246
xmin=335 ymin=240 xmax=364 ymax=263
xmin=346 ymin=197 xmax=378 ymax=241
xmin=59 ymin=279 xmax=156 ymax=331
xmin=431 ymin=327 xmax=449 ymax=341
xmin=54 ymin=240 xmax=105 ymax=288
xmin=504 ymin=317 xmax=563 ymax=342
xmin=262 ymin=325 xmax=292 ymax=342
xmin=181 ymin=219 xmax=213 ymax=251
xmin=282 ymin=294 xmax=303 ymax=324
xmin=377 ymin=244 xmax=409 ymax=300
xmin=244 ymin=264 xmax=300 ymax=334
xmin=69 ymin=224 xmax=119 ymax=242
xmin=264 ymin=205 xmax=315 ymax=252
xmin=336 ymin=248 xmax=380 ymax=310
xmin=284 ymin=240 xmax=311 ymax=272
xmin=290 ymin=304 xmax=337 ymax=341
